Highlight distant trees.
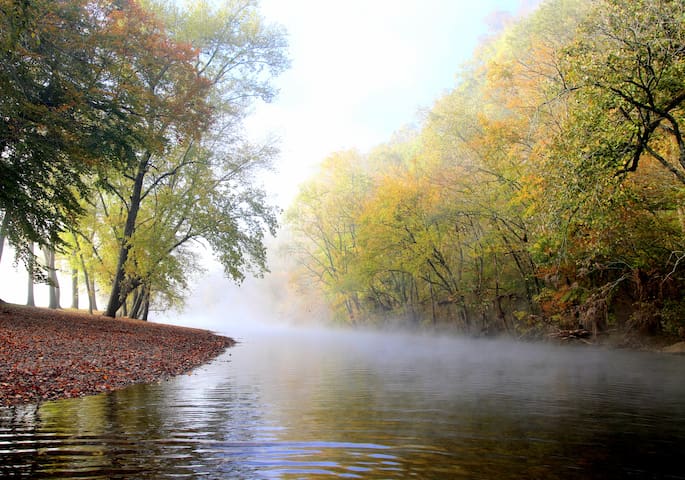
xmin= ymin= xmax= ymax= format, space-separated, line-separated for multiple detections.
xmin=0 ymin=0 xmax=288 ymax=317
xmin=286 ymin=150 xmax=371 ymax=322
xmin=286 ymin=0 xmax=685 ymax=337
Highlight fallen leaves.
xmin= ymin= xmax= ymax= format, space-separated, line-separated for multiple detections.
xmin=0 ymin=303 xmax=235 ymax=406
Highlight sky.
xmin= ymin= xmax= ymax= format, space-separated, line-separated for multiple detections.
xmin=249 ymin=0 xmax=537 ymax=206
xmin=0 ymin=0 xmax=538 ymax=324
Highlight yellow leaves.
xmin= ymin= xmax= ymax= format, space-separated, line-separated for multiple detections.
xmin=513 ymin=174 xmax=543 ymax=205
xmin=111 ymin=13 xmax=128 ymax=34
xmin=286 ymin=0 xmax=685 ymax=329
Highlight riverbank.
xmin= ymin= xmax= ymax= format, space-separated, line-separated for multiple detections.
xmin=0 ymin=302 xmax=235 ymax=407
xmin=546 ymin=327 xmax=684 ymax=352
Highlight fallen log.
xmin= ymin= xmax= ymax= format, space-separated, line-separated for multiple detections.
xmin=549 ymin=328 xmax=593 ymax=341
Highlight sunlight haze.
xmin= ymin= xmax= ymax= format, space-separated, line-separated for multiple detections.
xmin=249 ymin=0 xmax=537 ymax=206
xmin=163 ymin=0 xmax=540 ymax=329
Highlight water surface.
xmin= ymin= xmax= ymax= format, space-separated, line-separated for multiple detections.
xmin=2 ymin=327 xmax=684 ymax=478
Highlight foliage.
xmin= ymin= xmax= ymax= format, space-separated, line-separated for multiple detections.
xmin=285 ymin=150 xmax=371 ymax=323
xmin=285 ymin=0 xmax=685 ymax=337
xmin=561 ymin=0 xmax=685 ymax=183
xmin=0 ymin=0 xmax=288 ymax=318
xmin=1 ymin=0 xmax=136 ymax=262
xmin=92 ymin=0 xmax=288 ymax=317
xmin=660 ymin=299 xmax=685 ymax=338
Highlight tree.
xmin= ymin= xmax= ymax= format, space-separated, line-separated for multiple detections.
xmin=41 ymin=246 xmax=61 ymax=309
xmin=561 ymin=0 xmax=685 ymax=184
xmin=522 ymin=0 xmax=685 ymax=333
xmin=286 ymin=150 xmax=371 ymax=323
xmin=284 ymin=0 xmax=588 ymax=332
xmin=0 ymin=0 xmax=153 ymax=264
xmin=99 ymin=1 xmax=214 ymax=317
xmin=89 ymin=136 xmax=279 ymax=319
xmin=103 ymin=0 xmax=288 ymax=317
xmin=0 ymin=213 xmax=7 ymax=263
xmin=356 ymin=167 xmax=445 ymax=326
xmin=26 ymin=242 xmax=35 ymax=307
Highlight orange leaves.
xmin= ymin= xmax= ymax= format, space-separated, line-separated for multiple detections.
xmin=95 ymin=0 xmax=212 ymax=145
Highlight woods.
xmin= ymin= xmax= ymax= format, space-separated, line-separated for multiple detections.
xmin=286 ymin=0 xmax=685 ymax=338
xmin=0 ymin=0 xmax=288 ymax=318
xmin=2 ymin=0 xmax=684 ymax=337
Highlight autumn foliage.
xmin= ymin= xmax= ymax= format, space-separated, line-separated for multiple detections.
xmin=286 ymin=0 xmax=685 ymax=339
xmin=0 ymin=0 xmax=288 ymax=319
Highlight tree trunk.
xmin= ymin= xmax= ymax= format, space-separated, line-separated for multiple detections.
xmin=0 ymin=213 xmax=8 ymax=265
xmin=105 ymin=154 xmax=149 ymax=317
xmin=129 ymin=284 xmax=151 ymax=320
xmin=130 ymin=287 xmax=143 ymax=319
xmin=43 ymin=246 xmax=61 ymax=309
xmin=141 ymin=293 xmax=150 ymax=321
xmin=79 ymin=254 xmax=94 ymax=314
xmin=74 ymin=235 xmax=97 ymax=314
xmin=71 ymin=267 xmax=79 ymax=309
xmin=429 ymin=279 xmax=437 ymax=326
xmin=26 ymin=243 xmax=35 ymax=307
xmin=89 ymin=276 xmax=98 ymax=312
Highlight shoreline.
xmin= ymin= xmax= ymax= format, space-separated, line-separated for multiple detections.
xmin=2 ymin=302 xmax=683 ymax=408
xmin=0 ymin=302 xmax=235 ymax=407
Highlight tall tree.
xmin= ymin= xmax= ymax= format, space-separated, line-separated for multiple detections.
xmin=0 ymin=0 xmax=150 ymax=264
xmin=100 ymin=1 xmax=214 ymax=316
xmin=560 ymin=0 xmax=685 ymax=184
xmin=91 ymin=137 xmax=279 ymax=319
xmin=103 ymin=0 xmax=288 ymax=317
xmin=42 ymin=246 xmax=61 ymax=309
xmin=0 ymin=213 xmax=7 ymax=263
xmin=26 ymin=242 xmax=35 ymax=307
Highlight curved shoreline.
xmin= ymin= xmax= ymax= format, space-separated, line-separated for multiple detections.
xmin=0 ymin=303 xmax=235 ymax=407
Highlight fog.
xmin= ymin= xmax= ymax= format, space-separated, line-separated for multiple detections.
xmin=156 ymin=266 xmax=297 ymax=335
xmin=5 ymin=315 xmax=685 ymax=478
xmin=0 ymin=240 xmax=321 ymax=335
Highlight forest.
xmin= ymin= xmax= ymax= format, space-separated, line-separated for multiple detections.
xmin=0 ymin=0 xmax=288 ymax=319
xmin=285 ymin=0 xmax=685 ymax=339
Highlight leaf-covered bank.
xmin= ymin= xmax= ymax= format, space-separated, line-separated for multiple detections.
xmin=0 ymin=302 xmax=234 ymax=407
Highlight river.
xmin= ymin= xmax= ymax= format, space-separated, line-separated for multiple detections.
xmin=1 ymin=325 xmax=684 ymax=479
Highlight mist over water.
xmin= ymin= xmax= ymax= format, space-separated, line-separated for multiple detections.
xmin=155 ymin=257 xmax=327 ymax=334
xmin=2 ymin=256 xmax=685 ymax=478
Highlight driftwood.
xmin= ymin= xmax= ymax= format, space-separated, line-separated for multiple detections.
xmin=549 ymin=328 xmax=593 ymax=343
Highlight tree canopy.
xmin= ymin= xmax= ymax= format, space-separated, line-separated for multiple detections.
xmin=1 ymin=0 xmax=136 ymax=257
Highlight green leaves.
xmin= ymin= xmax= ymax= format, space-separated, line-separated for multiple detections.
xmin=1 ymin=0 xmax=288 ymax=318
xmin=562 ymin=0 xmax=685 ymax=182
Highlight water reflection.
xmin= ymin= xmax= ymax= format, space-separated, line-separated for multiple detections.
xmin=1 ymin=327 xmax=685 ymax=478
